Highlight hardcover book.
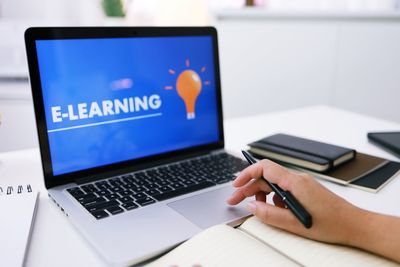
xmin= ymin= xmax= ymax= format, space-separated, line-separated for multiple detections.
xmin=248 ymin=133 xmax=355 ymax=172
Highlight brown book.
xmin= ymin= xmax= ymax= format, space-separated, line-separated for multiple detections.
xmin=290 ymin=152 xmax=388 ymax=185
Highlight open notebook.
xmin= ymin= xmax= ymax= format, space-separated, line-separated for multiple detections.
xmin=148 ymin=216 xmax=397 ymax=267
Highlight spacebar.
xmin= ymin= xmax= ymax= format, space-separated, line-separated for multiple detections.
xmin=153 ymin=181 xmax=216 ymax=201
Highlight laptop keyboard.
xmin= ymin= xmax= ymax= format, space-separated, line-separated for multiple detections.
xmin=66 ymin=152 xmax=249 ymax=219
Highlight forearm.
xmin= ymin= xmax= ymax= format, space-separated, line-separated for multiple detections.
xmin=346 ymin=208 xmax=400 ymax=263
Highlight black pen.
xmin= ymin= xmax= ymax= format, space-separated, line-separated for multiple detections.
xmin=241 ymin=150 xmax=313 ymax=229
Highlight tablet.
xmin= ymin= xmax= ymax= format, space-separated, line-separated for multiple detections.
xmin=368 ymin=132 xmax=400 ymax=158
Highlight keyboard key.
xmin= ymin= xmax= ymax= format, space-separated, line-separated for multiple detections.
xmin=156 ymin=180 xmax=169 ymax=186
xmin=145 ymin=189 xmax=160 ymax=196
xmin=95 ymin=181 xmax=108 ymax=186
xmin=131 ymin=186 xmax=146 ymax=193
xmin=123 ymin=183 xmax=135 ymax=189
xmin=193 ymin=177 xmax=207 ymax=183
xmin=110 ymin=186 xmax=123 ymax=193
xmin=158 ymin=186 xmax=173 ymax=193
xmin=153 ymin=181 xmax=215 ymax=201
xmin=91 ymin=210 xmax=109 ymax=219
xmin=81 ymin=184 xmax=96 ymax=193
xmin=131 ymin=193 xmax=146 ymax=200
xmin=118 ymin=196 xmax=133 ymax=203
xmin=182 ymin=179 xmax=196 ymax=186
xmin=96 ymin=184 xmax=108 ymax=190
xmin=169 ymin=183 xmax=185 ymax=190
xmin=86 ymin=200 xmax=119 ymax=213
xmin=105 ymin=193 xmax=119 ymax=200
xmin=67 ymin=188 xmax=85 ymax=196
xmin=168 ymin=178 xmax=182 ymax=183
xmin=119 ymin=190 xmax=132 ymax=197
xmin=82 ymin=184 xmax=95 ymax=189
xmin=122 ymin=202 xmax=138 ymax=211
xmin=144 ymin=184 xmax=159 ymax=190
xmin=74 ymin=192 xmax=97 ymax=202
xmin=82 ymin=196 xmax=107 ymax=207
xmin=106 ymin=206 xmax=124 ymax=215
xmin=109 ymin=177 xmax=123 ymax=183
xmin=96 ymin=189 xmax=111 ymax=196
xmin=136 ymin=197 xmax=156 ymax=206
xmin=135 ymin=180 xmax=149 ymax=186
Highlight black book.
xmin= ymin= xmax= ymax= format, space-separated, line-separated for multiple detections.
xmin=248 ymin=133 xmax=355 ymax=172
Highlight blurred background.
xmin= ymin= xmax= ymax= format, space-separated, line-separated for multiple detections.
xmin=1 ymin=0 xmax=400 ymax=151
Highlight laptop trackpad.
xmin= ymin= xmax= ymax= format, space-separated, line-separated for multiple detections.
xmin=167 ymin=186 xmax=251 ymax=229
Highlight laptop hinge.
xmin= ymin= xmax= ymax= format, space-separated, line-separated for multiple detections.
xmin=74 ymin=149 xmax=219 ymax=185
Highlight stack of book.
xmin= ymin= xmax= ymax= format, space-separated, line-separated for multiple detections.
xmin=247 ymin=133 xmax=400 ymax=193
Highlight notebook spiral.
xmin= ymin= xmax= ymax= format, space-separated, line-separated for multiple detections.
xmin=0 ymin=184 xmax=33 ymax=196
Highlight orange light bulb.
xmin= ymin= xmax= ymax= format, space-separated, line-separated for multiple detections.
xmin=176 ymin=70 xmax=202 ymax=119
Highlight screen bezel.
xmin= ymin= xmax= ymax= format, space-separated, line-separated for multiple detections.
xmin=25 ymin=27 xmax=225 ymax=189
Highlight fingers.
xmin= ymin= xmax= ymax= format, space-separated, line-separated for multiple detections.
xmin=247 ymin=201 xmax=304 ymax=233
xmin=232 ymin=161 xmax=264 ymax=187
xmin=227 ymin=179 xmax=270 ymax=205
xmin=233 ymin=159 xmax=294 ymax=191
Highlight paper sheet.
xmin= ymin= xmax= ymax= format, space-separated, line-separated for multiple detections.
xmin=148 ymin=224 xmax=298 ymax=267
xmin=240 ymin=216 xmax=398 ymax=267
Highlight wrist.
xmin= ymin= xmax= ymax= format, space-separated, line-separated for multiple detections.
xmin=342 ymin=206 xmax=372 ymax=248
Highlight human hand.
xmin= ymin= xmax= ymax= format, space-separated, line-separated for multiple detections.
xmin=227 ymin=159 xmax=366 ymax=245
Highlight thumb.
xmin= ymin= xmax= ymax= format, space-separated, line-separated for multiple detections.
xmin=247 ymin=201 xmax=302 ymax=233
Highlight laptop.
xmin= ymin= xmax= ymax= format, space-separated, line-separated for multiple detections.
xmin=25 ymin=27 xmax=251 ymax=266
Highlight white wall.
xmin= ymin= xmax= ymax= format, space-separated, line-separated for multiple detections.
xmin=217 ymin=20 xmax=336 ymax=118
xmin=0 ymin=92 xmax=37 ymax=152
xmin=332 ymin=21 xmax=400 ymax=121
xmin=216 ymin=11 xmax=400 ymax=122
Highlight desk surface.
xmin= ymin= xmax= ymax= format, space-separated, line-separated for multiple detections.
xmin=1 ymin=105 xmax=399 ymax=267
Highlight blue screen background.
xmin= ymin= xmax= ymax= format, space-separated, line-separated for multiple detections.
xmin=36 ymin=36 xmax=220 ymax=176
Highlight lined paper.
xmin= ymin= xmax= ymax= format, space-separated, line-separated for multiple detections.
xmin=240 ymin=216 xmax=398 ymax=267
xmin=148 ymin=224 xmax=298 ymax=267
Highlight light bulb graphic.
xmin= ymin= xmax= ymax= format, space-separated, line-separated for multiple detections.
xmin=165 ymin=59 xmax=210 ymax=120
xmin=176 ymin=70 xmax=202 ymax=119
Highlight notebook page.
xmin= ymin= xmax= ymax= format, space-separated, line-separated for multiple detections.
xmin=240 ymin=216 xmax=398 ymax=267
xmin=0 ymin=191 xmax=39 ymax=267
xmin=148 ymin=224 xmax=298 ymax=267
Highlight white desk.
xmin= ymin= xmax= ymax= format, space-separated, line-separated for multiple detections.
xmin=1 ymin=105 xmax=399 ymax=267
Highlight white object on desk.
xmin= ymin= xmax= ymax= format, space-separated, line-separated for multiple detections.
xmin=0 ymin=187 xmax=39 ymax=267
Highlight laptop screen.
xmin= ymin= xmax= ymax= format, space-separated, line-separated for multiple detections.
xmin=35 ymin=36 xmax=220 ymax=176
